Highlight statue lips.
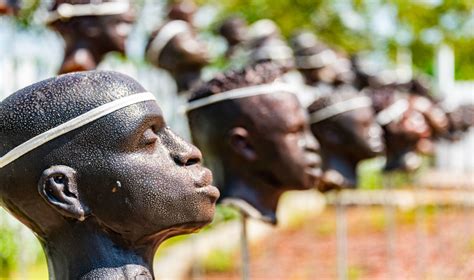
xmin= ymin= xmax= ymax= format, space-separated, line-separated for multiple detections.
xmin=304 ymin=153 xmax=323 ymax=184
xmin=193 ymin=167 xmax=220 ymax=203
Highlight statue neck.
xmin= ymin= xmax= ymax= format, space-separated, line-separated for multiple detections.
xmin=321 ymin=148 xmax=358 ymax=188
xmin=384 ymin=148 xmax=420 ymax=172
xmin=221 ymin=173 xmax=283 ymax=225
xmin=60 ymin=39 xmax=107 ymax=73
xmin=172 ymin=68 xmax=202 ymax=92
xmin=42 ymin=220 xmax=157 ymax=280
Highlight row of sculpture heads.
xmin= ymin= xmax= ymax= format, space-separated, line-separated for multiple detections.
xmin=1 ymin=2 xmax=474 ymax=278
xmin=5 ymin=0 xmax=473 ymax=206
xmin=3 ymin=62 xmax=470 ymax=278
xmin=7 ymin=0 xmax=473 ymax=201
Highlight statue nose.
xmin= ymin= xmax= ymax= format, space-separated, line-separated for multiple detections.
xmin=173 ymin=144 xmax=202 ymax=166
xmin=303 ymin=130 xmax=320 ymax=153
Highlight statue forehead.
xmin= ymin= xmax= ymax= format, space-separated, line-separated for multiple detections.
xmin=0 ymin=71 xmax=148 ymax=152
xmin=242 ymin=92 xmax=304 ymax=131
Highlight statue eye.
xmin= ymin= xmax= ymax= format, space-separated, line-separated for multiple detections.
xmin=289 ymin=124 xmax=305 ymax=134
xmin=141 ymin=127 xmax=158 ymax=146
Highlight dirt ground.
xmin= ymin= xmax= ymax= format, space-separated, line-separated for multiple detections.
xmin=202 ymin=206 xmax=474 ymax=280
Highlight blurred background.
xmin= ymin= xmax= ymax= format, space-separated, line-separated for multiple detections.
xmin=0 ymin=0 xmax=473 ymax=279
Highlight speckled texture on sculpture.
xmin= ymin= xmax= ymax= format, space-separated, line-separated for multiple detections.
xmin=0 ymin=71 xmax=219 ymax=279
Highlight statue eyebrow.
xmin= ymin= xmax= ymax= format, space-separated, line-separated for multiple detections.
xmin=0 ymin=92 xmax=157 ymax=169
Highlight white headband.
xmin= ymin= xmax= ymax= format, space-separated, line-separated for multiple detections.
xmin=252 ymin=45 xmax=294 ymax=62
xmin=295 ymin=49 xmax=337 ymax=69
xmin=146 ymin=20 xmax=191 ymax=66
xmin=186 ymin=82 xmax=298 ymax=112
xmin=310 ymin=96 xmax=372 ymax=124
xmin=0 ymin=92 xmax=156 ymax=169
xmin=47 ymin=0 xmax=130 ymax=23
xmin=376 ymin=99 xmax=409 ymax=126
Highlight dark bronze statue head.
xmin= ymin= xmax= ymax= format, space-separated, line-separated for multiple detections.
xmin=371 ymin=88 xmax=433 ymax=171
xmin=308 ymin=88 xmax=384 ymax=189
xmin=146 ymin=19 xmax=210 ymax=92
xmin=186 ymin=62 xmax=322 ymax=224
xmin=218 ymin=15 xmax=248 ymax=48
xmin=48 ymin=0 xmax=136 ymax=74
xmin=0 ymin=71 xmax=218 ymax=279
xmin=167 ymin=0 xmax=197 ymax=24
xmin=247 ymin=19 xmax=294 ymax=68
xmin=291 ymin=32 xmax=353 ymax=86
xmin=444 ymin=103 xmax=474 ymax=140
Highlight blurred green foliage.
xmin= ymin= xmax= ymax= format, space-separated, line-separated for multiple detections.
xmin=0 ymin=226 xmax=18 ymax=277
xmin=199 ymin=0 xmax=474 ymax=79
xmin=0 ymin=210 xmax=45 ymax=279
xmin=201 ymin=249 xmax=236 ymax=273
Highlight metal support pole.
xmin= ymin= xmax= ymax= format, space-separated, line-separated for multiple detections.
xmin=413 ymin=171 xmax=425 ymax=279
xmin=383 ymin=173 xmax=397 ymax=280
xmin=240 ymin=214 xmax=250 ymax=280
xmin=336 ymin=192 xmax=348 ymax=280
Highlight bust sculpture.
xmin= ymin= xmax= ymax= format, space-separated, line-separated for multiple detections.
xmin=371 ymin=88 xmax=432 ymax=171
xmin=247 ymin=19 xmax=294 ymax=68
xmin=0 ymin=71 xmax=219 ymax=279
xmin=308 ymin=89 xmax=384 ymax=190
xmin=291 ymin=32 xmax=354 ymax=92
xmin=218 ymin=15 xmax=248 ymax=58
xmin=47 ymin=0 xmax=135 ymax=74
xmin=186 ymin=62 xmax=322 ymax=224
xmin=167 ymin=0 xmax=197 ymax=25
xmin=146 ymin=19 xmax=210 ymax=93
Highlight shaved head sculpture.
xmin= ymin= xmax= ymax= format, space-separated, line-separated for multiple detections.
xmin=187 ymin=62 xmax=322 ymax=224
xmin=0 ymin=71 xmax=219 ymax=279
xmin=48 ymin=0 xmax=136 ymax=74
xmin=291 ymin=31 xmax=354 ymax=88
xmin=247 ymin=19 xmax=294 ymax=68
xmin=218 ymin=15 xmax=248 ymax=58
xmin=146 ymin=19 xmax=210 ymax=93
xmin=308 ymin=89 xmax=384 ymax=190
xmin=167 ymin=0 xmax=197 ymax=25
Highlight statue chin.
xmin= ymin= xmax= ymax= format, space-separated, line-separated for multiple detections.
xmin=385 ymin=151 xmax=422 ymax=172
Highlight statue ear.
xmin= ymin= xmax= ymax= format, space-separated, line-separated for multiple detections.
xmin=229 ymin=127 xmax=257 ymax=161
xmin=38 ymin=166 xmax=90 ymax=221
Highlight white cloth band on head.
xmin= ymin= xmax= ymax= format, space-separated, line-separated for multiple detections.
xmin=146 ymin=20 xmax=191 ymax=66
xmin=295 ymin=49 xmax=337 ymax=69
xmin=0 ymin=92 xmax=156 ymax=169
xmin=47 ymin=0 xmax=130 ymax=23
xmin=186 ymin=82 xmax=299 ymax=112
xmin=252 ymin=45 xmax=294 ymax=62
xmin=310 ymin=96 xmax=372 ymax=124
xmin=376 ymin=99 xmax=409 ymax=126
